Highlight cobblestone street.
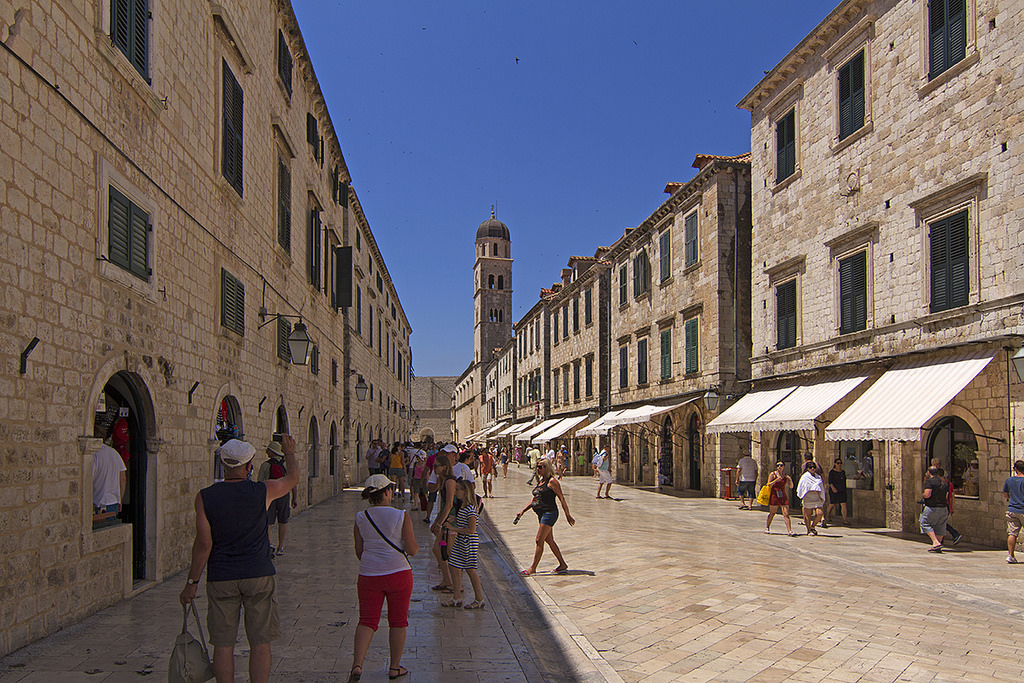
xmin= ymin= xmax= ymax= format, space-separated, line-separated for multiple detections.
xmin=3 ymin=467 xmax=1023 ymax=682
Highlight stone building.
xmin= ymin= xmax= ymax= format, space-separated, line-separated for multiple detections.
xmin=410 ymin=376 xmax=456 ymax=443
xmin=0 ymin=0 xmax=410 ymax=655
xmin=731 ymin=0 xmax=1024 ymax=545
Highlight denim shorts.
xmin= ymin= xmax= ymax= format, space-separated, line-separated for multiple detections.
xmin=537 ymin=510 xmax=559 ymax=526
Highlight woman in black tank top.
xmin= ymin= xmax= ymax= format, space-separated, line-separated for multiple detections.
xmin=515 ymin=459 xmax=575 ymax=576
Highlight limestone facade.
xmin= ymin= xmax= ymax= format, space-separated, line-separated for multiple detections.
xmin=0 ymin=0 xmax=410 ymax=655
xmin=410 ymin=376 xmax=456 ymax=443
xmin=738 ymin=0 xmax=1024 ymax=545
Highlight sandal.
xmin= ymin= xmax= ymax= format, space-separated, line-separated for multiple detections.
xmin=464 ymin=600 xmax=486 ymax=610
xmin=521 ymin=568 xmax=535 ymax=576
xmin=348 ymin=665 xmax=362 ymax=682
xmin=552 ymin=565 xmax=568 ymax=574
xmin=788 ymin=532 xmax=798 ymax=537
xmin=430 ymin=584 xmax=453 ymax=592
xmin=440 ymin=598 xmax=463 ymax=607
xmin=389 ymin=665 xmax=409 ymax=680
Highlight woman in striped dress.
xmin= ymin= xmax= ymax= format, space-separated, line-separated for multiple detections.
xmin=443 ymin=479 xmax=485 ymax=609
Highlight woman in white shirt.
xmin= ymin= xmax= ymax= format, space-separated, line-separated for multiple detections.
xmin=796 ymin=461 xmax=825 ymax=536
xmin=349 ymin=475 xmax=418 ymax=682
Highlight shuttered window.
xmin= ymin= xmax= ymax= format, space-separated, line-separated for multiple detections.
xmin=220 ymin=269 xmax=245 ymax=336
xmin=108 ymin=186 xmax=150 ymax=281
xmin=110 ymin=0 xmax=149 ymax=80
xmin=334 ymin=246 xmax=352 ymax=310
xmin=552 ymin=312 xmax=558 ymax=343
xmin=277 ymin=160 xmax=291 ymax=251
xmin=619 ymin=265 xmax=628 ymax=306
xmin=839 ymin=251 xmax=867 ymax=334
xmin=585 ymin=356 xmax=593 ymax=397
xmin=562 ymin=306 xmax=569 ymax=339
xmin=553 ymin=369 xmax=559 ymax=404
xmin=222 ymin=62 xmax=244 ymax=196
xmin=573 ymin=363 xmax=581 ymax=401
xmin=277 ymin=30 xmax=292 ymax=96
xmin=776 ymin=109 xmax=796 ymax=182
xmin=929 ymin=209 xmax=969 ymax=312
xmin=684 ymin=212 xmax=698 ymax=267
xmin=356 ymin=286 xmax=362 ymax=333
xmin=660 ymin=328 xmax=672 ymax=379
xmin=572 ymin=297 xmax=580 ymax=333
xmin=776 ymin=280 xmax=797 ymax=350
xmin=563 ymin=366 xmax=569 ymax=401
xmin=838 ymin=51 xmax=865 ymax=141
xmin=277 ymin=317 xmax=291 ymax=362
xmin=685 ymin=318 xmax=699 ymax=374
xmin=929 ymin=0 xmax=967 ymax=80
xmin=637 ymin=338 xmax=648 ymax=385
xmin=619 ymin=346 xmax=628 ymax=388
xmin=310 ymin=345 xmax=319 ymax=375
xmin=308 ymin=207 xmax=321 ymax=288
xmin=633 ymin=250 xmax=650 ymax=297
xmin=584 ymin=288 xmax=592 ymax=325
xmin=659 ymin=231 xmax=671 ymax=281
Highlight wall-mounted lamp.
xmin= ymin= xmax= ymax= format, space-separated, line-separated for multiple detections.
xmin=400 ymin=405 xmax=408 ymax=419
xmin=19 ymin=337 xmax=39 ymax=375
xmin=702 ymin=388 xmax=720 ymax=412
xmin=1012 ymin=347 xmax=1024 ymax=383
xmin=257 ymin=313 xmax=312 ymax=365
xmin=587 ymin=409 xmax=598 ymax=422
xmin=350 ymin=370 xmax=368 ymax=401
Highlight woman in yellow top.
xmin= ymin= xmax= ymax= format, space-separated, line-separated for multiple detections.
xmin=388 ymin=444 xmax=407 ymax=501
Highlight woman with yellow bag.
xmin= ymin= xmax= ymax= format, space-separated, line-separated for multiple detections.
xmin=765 ymin=462 xmax=796 ymax=536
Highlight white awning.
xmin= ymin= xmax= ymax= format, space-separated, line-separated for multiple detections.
xmin=751 ymin=374 xmax=870 ymax=433
xmin=467 ymin=422 xmax=506 ymax=442
xmin=531 ymin=415 xmax=589 ymax=444
xmin=825 ymin=351 xmax=995 ymax=442
xmin=575 ymin=410 xmax=627 ymax=436
xmin=515 ymin=418 xmax=562 ymax=442
xmin=705 ymin=386 xmax=797 ymax=434
xmin=492 ymin=421 xmax=531 ymax=438
xmin=605 ymin=401 xmax=690 ymax=426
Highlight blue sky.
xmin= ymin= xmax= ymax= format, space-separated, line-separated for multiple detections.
xmin=292 ymin=1 xmax=833 ymax=377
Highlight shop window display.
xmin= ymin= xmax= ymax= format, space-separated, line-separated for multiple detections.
xmin=927 ymin=417 xmax=978 ymax=497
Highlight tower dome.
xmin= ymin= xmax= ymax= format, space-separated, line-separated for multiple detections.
xmin=476 ymin=210 xmax=510 ymax=241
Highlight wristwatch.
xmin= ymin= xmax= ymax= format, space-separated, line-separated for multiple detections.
xmin=186 ymin=578 xmax=199 ymax=585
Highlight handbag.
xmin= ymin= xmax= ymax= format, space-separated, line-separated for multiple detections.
xmin=364 ymin=510 xmax=411 ymax=567
xmin=168 ymin=601 xmax=215 ymax=683
xmin=756 ymin=483 xmax=771 ymax=507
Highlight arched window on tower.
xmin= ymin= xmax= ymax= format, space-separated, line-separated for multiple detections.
xmin=492 ymin=243 xmax=498 ymax=256
xmin=488 ymin=274 xmax=495 ymax=289
xmin=497 ymin=275 xmax=504 ymax=290
xmin=499 ymin=310 xmax=503 ymax=322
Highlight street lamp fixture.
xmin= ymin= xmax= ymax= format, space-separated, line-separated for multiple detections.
xmin=702 ymin=388 xmax=720 ymax=412
xmin=257 ymin=313 xmax=313 ymax=366
xmin=400 ymin=405 xmax=408 ymax=419
xmin=587 ymin=409 xmax=597 ymax=422
xmin=349 ymin=371 xmax=368 ymax=402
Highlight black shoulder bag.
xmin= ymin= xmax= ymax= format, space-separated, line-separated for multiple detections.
xmin=364 ymin=510 xmax=411 ymax=567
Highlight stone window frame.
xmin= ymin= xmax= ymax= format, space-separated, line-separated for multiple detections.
xmin=825 ymin=15 xmax=875 ymax=153
xmin=97 ymin=159 xmax=160 ymax=302
xmin=826 ymin=222 xmax=878 ymax=337
xmin=94 ymin=0 xmax=163 ymax=112
xmin=766 ymin=255 xmax=805 ymax=353
xmin=764 ymin=79 xmax=804 ymax=193
xmin=909 ymin=173 xmax=986 ymax=318
xmin=918 ymin=0 xmax=979 ymax=97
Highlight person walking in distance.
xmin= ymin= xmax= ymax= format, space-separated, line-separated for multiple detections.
xmin=516 ymin=460 xmax=576 ymax=575
xmin=349 ymin=474 xmax=418 ymax=681
xmin=593 ymin=448 xmax=613 ymax=499
xmin=258 ymin=440 xmax=297 ymax=557
xmin=796 ymin=460 xmax=825 ymax=536
xmin=826 ymin=459 xmax=850 ymax=525
xmin=1002 ymin=460 xmax=1024 ymax=563
xmin=920 ymin=465 xmax=949 ymax=553
xmin=765 ymin=462 xmax=795 ymax=536
xmin=179 ymin=436 xmax=299 ymax=683
xmin=736 ymin=452 xmax=758 ymax=510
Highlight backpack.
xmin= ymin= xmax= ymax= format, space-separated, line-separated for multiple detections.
xmin=268 ymin=457 xmax=286 ymax=480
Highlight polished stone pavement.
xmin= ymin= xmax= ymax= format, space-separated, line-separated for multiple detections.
xmin=2 ymin=467 xmax=1023 ymax=682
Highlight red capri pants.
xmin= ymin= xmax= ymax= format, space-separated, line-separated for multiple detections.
xmin=357 ymin=569 xmax=413 ymax=630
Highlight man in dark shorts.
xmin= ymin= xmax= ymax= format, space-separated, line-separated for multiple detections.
xmin=258 ymin=440 xmax=297 ymax=556
xmin=826 ymin=459 xmax=850 ymax=525
xmin=179 ymin=436 xmax=299 ymax=683
xmin=920 ymin=465 xmax=949 ymax=553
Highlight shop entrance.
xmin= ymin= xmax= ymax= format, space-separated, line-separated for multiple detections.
xmin=214 ymin=396 xmax=242 ymax=481
xmin=660 ymin=418 xmax=675 ymax=487
xmin=688 ymin=415 xmax=701 ymax=490
xmin=619 ymin=435 xmax=630 ymax=481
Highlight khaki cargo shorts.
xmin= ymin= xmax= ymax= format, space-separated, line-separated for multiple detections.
xmin=1007 ymin=511 xmax=1024 ymax=538
xmin=206 ymin=575 xmax=280 ymax=647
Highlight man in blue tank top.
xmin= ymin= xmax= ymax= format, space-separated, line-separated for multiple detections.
xmin=180 ymin=435 xmax=298 ymax=683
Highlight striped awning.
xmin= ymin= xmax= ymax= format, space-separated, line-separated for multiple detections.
xmin=751 ymin=374 xmax=870 ymax=433
xmin=531 ymin=415 xmax=589 ymax=444
xmin=492 ymin=421 xmax=532 ymax=438
xmin=605 ymin=401 xmax=693 ymax=426
xmin=705 ymin=387 xmax=797 ymax=434
xmin=575 ymin=410 xmax=627 ymax=436
xmin=515 ymin=418 xmax=562 ymax=442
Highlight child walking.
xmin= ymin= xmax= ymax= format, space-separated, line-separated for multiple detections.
xmin=442 ymin=479 xmax=485 ymax=609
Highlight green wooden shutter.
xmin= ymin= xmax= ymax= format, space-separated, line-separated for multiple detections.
xmin=776 ymin=110 xmax=795 ymax=182
xmin=839 ymin=251 xmax=867 ymax=334
xmin=660 ymin=328 xmax=671 ymax=379
xmin=619 ymin=265 xmax=628 ymax=305
xmin=685 ymin=318 xmax=699 ymax=374
xmin=948 ymin=210 xmax=969 ymax=308
xmin=277 ymin=317 xmax=291 ymax=361
xmin=637 ymin=338 xmax=647 ymax=385
xmin=930 ymin=0 xmax=967 ymax=79
xmin=128 ymin=201 xmax=149 ymax=279
xmin=685 ymin=212 xmax=698 ymax=266
xmin=619 ymin=346 xmax=628 ymax=388
xmin=277 ymin=160 xmax=291 ymax=251
xmin=222 ymin=62 xmax=244 ymax=195
xmin=131 ymin=0 xmax=148 ymax=79
xmin=572 ymin=297 xmax=579 ymax=332
xmin=585 ymin=356 xmax=593 ymax=396
xmin=584 ymin=287 xmax=592 ymax=325
xmin=776 ymin=280 xmax=797 ymax=349
xmin=277 ymin=30 xmax=292 ymax=96
xmin=112 ymin=0 xmax=130 ymax=55
xmin=108 ymin=187 xmax=131 ymax=270
xmin=220 ymin=269 xmax=245 ymax=336
xmin=308 ymin=208 xmax=321 ymax=288
xmin=660 ymin=231 xmax=671 ymax=281
xmin=335 ymin=246 xmax=352 ymax=309
xmin=838 ymin=52 xmax=864 ymax=141
xmin=562 ymin=306 xmax=568 ymax=338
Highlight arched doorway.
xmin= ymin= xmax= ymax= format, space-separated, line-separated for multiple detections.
xmin=94 ymin=371 xmax=152 ymax=582
xmin=638 ymin=435 xmax=650 ymax=485
xmin=927 ymin=417 xmax=978 ymax=497
xmin=308 ymin=417 xmax=319 ymax=505
xmin=276 ymin=405 xmax=289 ymax=436
xmin=660 ymin=417 xmax=675 ymax=488
xmin=214 ymin=396 xmax=242 ymax=481
xmin=688 ymin=414 xmax=701 ymax=490
xmin=777 ymin=431 xmax=800 ymax=508
xmin=619 ymin=435 xmax=630 ymax=481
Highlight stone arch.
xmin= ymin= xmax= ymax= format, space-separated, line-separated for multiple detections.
xmin=209 ymin=381 xmax=243 ymax=441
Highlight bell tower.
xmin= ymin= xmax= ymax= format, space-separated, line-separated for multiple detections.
xmin=473 ymin=209 xmax=513 ymax=363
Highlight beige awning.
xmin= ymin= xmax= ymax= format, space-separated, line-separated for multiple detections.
xmin=492 ymin=421 xmax=532 ymax=438
xmin=605 ymin=401 xmax=691 ymax=426
xmin=531 ymin=415 xmax=589 ymax=444
xmin=825 ymin=350 xmax=995 ymax=442
xmin=575 ymin=410 xmax=627 ymax=436
xmin=467 ymin=421 xmax=506 ymax=442
xmin=515 ymin=418 xmax=562 ymax=442
xmin=751 ymin=374 xmax=870 ymax=433
xmin=705 ymin=387 xmax=797 ymax=434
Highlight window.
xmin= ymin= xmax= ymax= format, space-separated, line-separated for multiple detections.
xmin=107 ymin=186 xmax=150 ymax=281
xmin=572 ymin=297 xmax=580 ymax=333
xmin=307 ymin=113 xmax=321 ymax=162
xmin=838 ymin=51 xmax=865 ymax=141
xmin=377 ymin=317 xmax=382 ymax=356
xmin=684 ymin=212 xmax=698 ymax=267
xmin=929 ymin=0 xmax=967 ymax=80
xmin=356 ymin=287 xmax=362 ymax=334
xmin=220 ymin=269 xmax=245 ymax=336
xmin=619 ymin=265 xmax=628 ymax=306
xmin=659 ymin=230 xmax=671 ymax=281
xmin=277 ymin=30 xmax=292 ymax=96
xmin=552 ymin=313 xmax=559 ymax=343
xmin=553 ymin=369 xmax=559 ymax=404
xmin=332 ymin=359 xmax=338 ymax=386
xmin=660 ymin=328 xmax=672 ymax=380
xmin=368 ymin=307 xmax=373 ymax=346
xmin=584 ymin=288 xmax=592 ymax=325
xmin=355 ymin=231 xmax=361 ymax=251
xmin=310 ymin=345 xmax=319 ymax=375
xmin=562 ymin=306 xmax=569 ymax=339
xmin=776 ymin=280 xmax=797 ymax=350
xmin=776 ymin=109 xmax=796 ymax=183
xmin=633 ymin=250 xmax=651 ymax=297
xmin=334 ymin=246 xmax=351 ymax=310
xmin=110 ymin=0 xmax=149 ymax=80
xmin=637 ymin=338 xmax=648 ymax=385
xmin=838 ymin=250 xmax=867 ymax=333
xmin=563 ymin=365 xmax=569 ymax=401
xmin=927 ymin=416 xmax=977 ymax=497
xmin=619 ymin=346 xmax=628 ymax=388
xmin=222 ymin=61 xmax=244 ymax=196
xmin=684 ymin=318 xmax=699 ymax=374
xmin=573 ymin=363 xmax=580 ymax=401
xmin=308 ymin=207 xmax=321 ymax=289
xmin=277 ymin=160 xmax=291 ymax=251
xmin=376 ymin=273 xmax=383 ymax=293
xmin=277 ymin=317 xmax=291 ymax=361
xmin=585 ymin=356 xmax=593 ymax=397
xmin=929 ymin=209 xmax=969 ymax=312
xmin=837 ymin=440 xmax=874 ymax=490
xmin=488 ymin=274 xmax=494 ymax=289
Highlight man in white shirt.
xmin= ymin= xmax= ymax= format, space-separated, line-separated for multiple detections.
xmin=736 ymin=453 xmax=758 ymax=510
xmin=93 ymin=443 xmax=126 ymax=516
